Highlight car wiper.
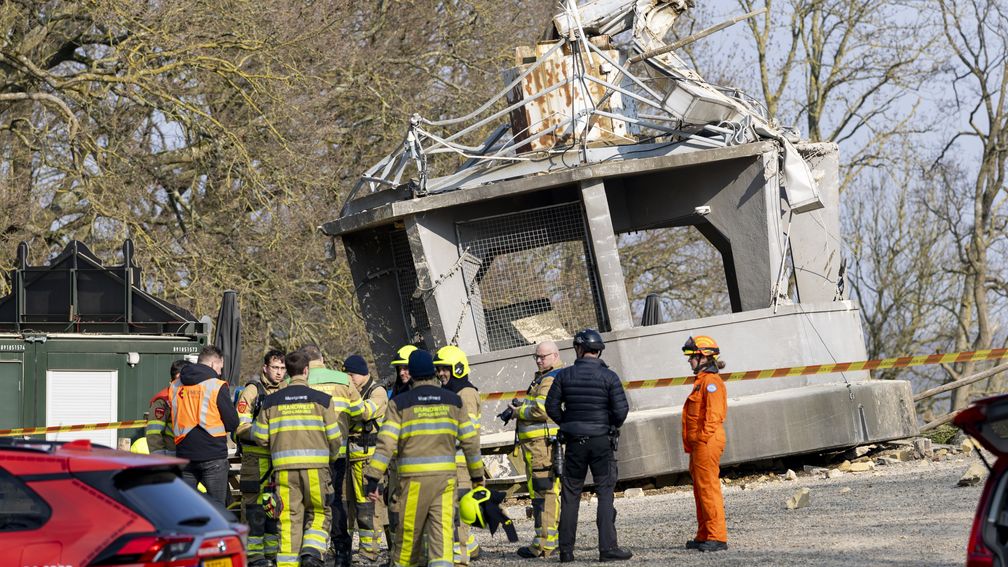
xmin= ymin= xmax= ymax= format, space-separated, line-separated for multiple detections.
xmin=177 ymin=515 xmax=211 ymax=526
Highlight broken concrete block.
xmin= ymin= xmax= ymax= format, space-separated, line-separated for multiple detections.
xmin=848 ymin=461 xmax=875 ymax=473
xmin=934 ymin=448 xmax=949 ymax=461
xmin=961 ymin=439 xmax=977 ymax=455
xmin=785 ymin=469 xmax=797 ymax=481
xmin=624 ymin=487 xmax=644 ymax=498
xmin=839 ymin=487 xmax=851 ymax=494
xmin=894 ymin=447 xmax=916 ymax=461
xmin=804 ymin=465 xmax=828 ymax=475
xmin=914 ymin=438 xmax=933 ymax=459
xmin=786 ymin=487 xmax=810 ymax=510
xmin=875 ymin=456 xmax=900 ymax=467
xmin=827 ymin=469 xmax=844 ymax=479
xmin=837 ymin=460 xmax=852 ymax=472
xmin=958 ymin=461 xmax=988 ymax=487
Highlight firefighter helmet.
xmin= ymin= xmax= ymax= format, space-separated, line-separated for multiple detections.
xmin=459 ymin=486 xmax=492 ymax=528
xmin=682 ymin=335 xmax=719 ymax=357
xmin=434 ymin=345 xmax=469 ymax=379
xmin=391 ymin=344 xmax=418 ymax=366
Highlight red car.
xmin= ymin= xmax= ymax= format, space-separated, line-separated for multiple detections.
xmin=0 ymin=437 xmax=246 ymax=567
xmin=954 ymin=394 xmax=1008 ymax=567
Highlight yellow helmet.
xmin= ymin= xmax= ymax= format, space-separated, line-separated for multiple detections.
xmin=434 ymin=345 xmax=469 ymax=379
xmin=459 ymin=486 xmax=491 ymax=528
xmin=682 ymin=335 xmax=719 ymax=357
xmin=391 ymin=344 xmax=418 ymax=366
xmin=130 ymin=437 xmax=149 ymax=454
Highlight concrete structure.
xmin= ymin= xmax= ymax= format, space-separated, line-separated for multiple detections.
xmin=322 ymin=2 xmax=917 ymax=482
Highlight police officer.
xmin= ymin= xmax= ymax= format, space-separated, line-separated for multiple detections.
xmin=235 ymin=350 xmax=287 ymax=567
xmin=545 ymin=330 xmax=632 ymax=563
xmin=681 ymin=336 xmax=728 ymax=552
xmin=145 ymin=359 xmax=187 ymax=456
xmin=434 ymin=345 xmax=484 ymax=564
xmin=501 ymin=341 xmax=562 ymax=559
xmin=363 ymin=350 xmax=484 ymax=567
xmin=302 ymin=344 xmax=377 ymax=567
xmin=343 ymin=354 xmax=389 ymax=563
xmin=171 ymin=345 xmax=239 ymax=506
xmin=253 ymin=350 xmax=343 ymax=567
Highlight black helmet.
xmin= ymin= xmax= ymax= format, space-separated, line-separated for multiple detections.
xmin=573 ymin=329 xmax=605 ymax=352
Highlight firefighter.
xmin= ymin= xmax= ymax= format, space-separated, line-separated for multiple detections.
xmin=145 ymin=359 xmax=187 ymax=456
xmin=171 ymin=345 xmax=239 ymax=507
xmin=235 ymin=349 xmax=287 ymax=567
xmin=343 ymin=354 xmax=389 ymax=563
xmin=385 ymin=343 xmax=417 ymax=556
xmin=302 ymin=344 xmax=377 ymax=567
xmin=499 ymin=341 xmax=562 ymax=559
xmin=252 ymin=350 xmax=343 ymax=567
xmin=363 ymin=350 xmax=484 ymax=567
xmin=681 ymin=335 xmax=728 ymax=552
xmin=434 ymin=345 xmax=484 ymax=564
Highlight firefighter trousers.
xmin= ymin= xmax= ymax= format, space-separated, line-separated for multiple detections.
xmin=348 ymin=457 xmax=387 ymax=560
xmin=521 ymin=438 xmax=559 ymax=555
xmin=240 ymin=452 xmax=278 ymax=561
xmin=453 ymin=464 xmax=478 ymax=564
xmin=689 ymin=438 xmax=727 ymax=543
xmin=385 ymin=458 xmax=400 ymax=559
xmin=393 ymin=474 xmax=455 ymax=567
xmin=276 ymin=467 xmax=333 ymax=567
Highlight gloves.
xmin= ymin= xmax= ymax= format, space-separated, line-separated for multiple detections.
xmin=364 ymin=477 xmax=381 ymax=498
xmin=510 ymin=397 xmax=523 ymax=408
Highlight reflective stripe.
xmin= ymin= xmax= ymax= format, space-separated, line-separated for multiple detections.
xmin=272 ymin=449 xmax=330 ymax=467
xmin=399 ymin=480 xmax=421 ymax=566
xmin=400 ymin=419 xmax=460 ymax=438
xmin=398 ymin=455 xmax=456 ymax=474
xmin=251 ymin=420 xmax=269 ymax=442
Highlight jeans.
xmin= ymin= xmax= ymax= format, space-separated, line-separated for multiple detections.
xmin=558 ymin=435 xmax=619 ymax=553
xmin=182 ymin=458 xmax=230 ymax=507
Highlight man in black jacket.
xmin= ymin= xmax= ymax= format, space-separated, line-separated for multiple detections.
xmin=171 ymin=345 xmax=240 ymax=506
xmin=545 ymin=329 xmax=632 ymax=563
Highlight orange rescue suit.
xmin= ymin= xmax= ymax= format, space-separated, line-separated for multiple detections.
xmin=681 ymin=370 xmax=727 ymax=543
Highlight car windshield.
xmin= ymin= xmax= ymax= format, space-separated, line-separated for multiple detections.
xmin=115 ymin=469 xmax=232 ymax=534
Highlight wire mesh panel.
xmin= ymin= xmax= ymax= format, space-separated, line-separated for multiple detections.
xmin=390 ymin=229 xmax=430 ymax=338
xmin=456 ymin=202 xmax=603 ymax=352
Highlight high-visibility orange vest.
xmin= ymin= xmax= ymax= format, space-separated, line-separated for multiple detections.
xmin=170 ymin=378 xmax=227 ymax=443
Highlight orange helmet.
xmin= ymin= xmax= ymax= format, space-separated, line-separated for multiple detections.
xmin=682 ymin=336 xmax=719 ymax=357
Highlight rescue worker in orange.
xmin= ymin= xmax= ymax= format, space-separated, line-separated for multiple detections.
xmin=681 ymin=335 xmax=728 ymax=552
xmin=145 ymin=358 xmax=188 ymax=456
xmin=171 ymin=345 xmax=239 ymax=506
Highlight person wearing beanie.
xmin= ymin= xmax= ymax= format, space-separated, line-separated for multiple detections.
xmin=343 ymin=355 xmax=389 ymax=563
xmin=363 ymin=350 xmax=484 ymax=567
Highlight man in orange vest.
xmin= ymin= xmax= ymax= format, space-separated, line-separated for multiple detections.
xmin=145 ymin=358 xmax=188 ymax=456
xmin=681 ymin=335 xmax=728 ymax=552
xmin=171 ymin=345 xmax=240 ymax=506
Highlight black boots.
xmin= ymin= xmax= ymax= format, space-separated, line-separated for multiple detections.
xmin=599 ymin=548 xmax=633 ymax=562
xmin=559 ymin=551 xmax=575 ymax=563
xmin=695 ymin=540 xmax=728 ymax=552
xmin=685 ymin=539 xmax=703 ymax=550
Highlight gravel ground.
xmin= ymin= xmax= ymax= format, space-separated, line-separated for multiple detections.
xmin=457 ymin=456 xmax=985 ymax=567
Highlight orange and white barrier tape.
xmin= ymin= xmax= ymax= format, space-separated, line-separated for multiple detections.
xmin=480 ymin=347 xmax=1008 ymax=401
xmin=3 ymin=349 xmax=1005 ymax=435
xmin=0 ymin=419 xmax=148 ymax=438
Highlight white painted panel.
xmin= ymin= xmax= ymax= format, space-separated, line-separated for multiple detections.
xmin=46 ymin=370 xmax=118 ymax=448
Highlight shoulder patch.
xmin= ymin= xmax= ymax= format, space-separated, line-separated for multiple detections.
xmin=706 ymin=383 xmax=718 ymax=393
xmin=237 ymin=400 xmax=249 ymax=413
xmin=153 ymin=407 xmax=165 ymax=420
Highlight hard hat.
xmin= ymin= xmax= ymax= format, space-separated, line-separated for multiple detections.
xmin=391 ymin=345 xmax=418 ymax=366
xmin=459 ymin=486 xmax=492 ymax=528
xmin=434 ymin=345 xmax=469 ymax=379
xmin=682 ymin=335 xmax=719 ymax=357
xmin=573 ymin=329 xmax=605 ymax=352
xmin=262 ymin=491 xmax=282 ymax=520
xmin=130 ymin=437 xmax=149 ymax=454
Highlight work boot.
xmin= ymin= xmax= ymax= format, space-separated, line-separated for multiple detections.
xmin=299 ymin=554 xmax=325 ymax=567
xmin=696 ymin=540 xmax=728 ymax=552
xmin=559 ymin=551 xmax=575 ymax=563
xmin=685 ymin=539 xmax=703 ymax=550
xmin=517 ymin=546 xmax=542 ymax=559
xmin=598 ymin=548 xmax=633 ymax=562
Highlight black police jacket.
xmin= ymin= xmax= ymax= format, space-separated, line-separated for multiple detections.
xmin=545 ymin=357 xmax=629 ymax=437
